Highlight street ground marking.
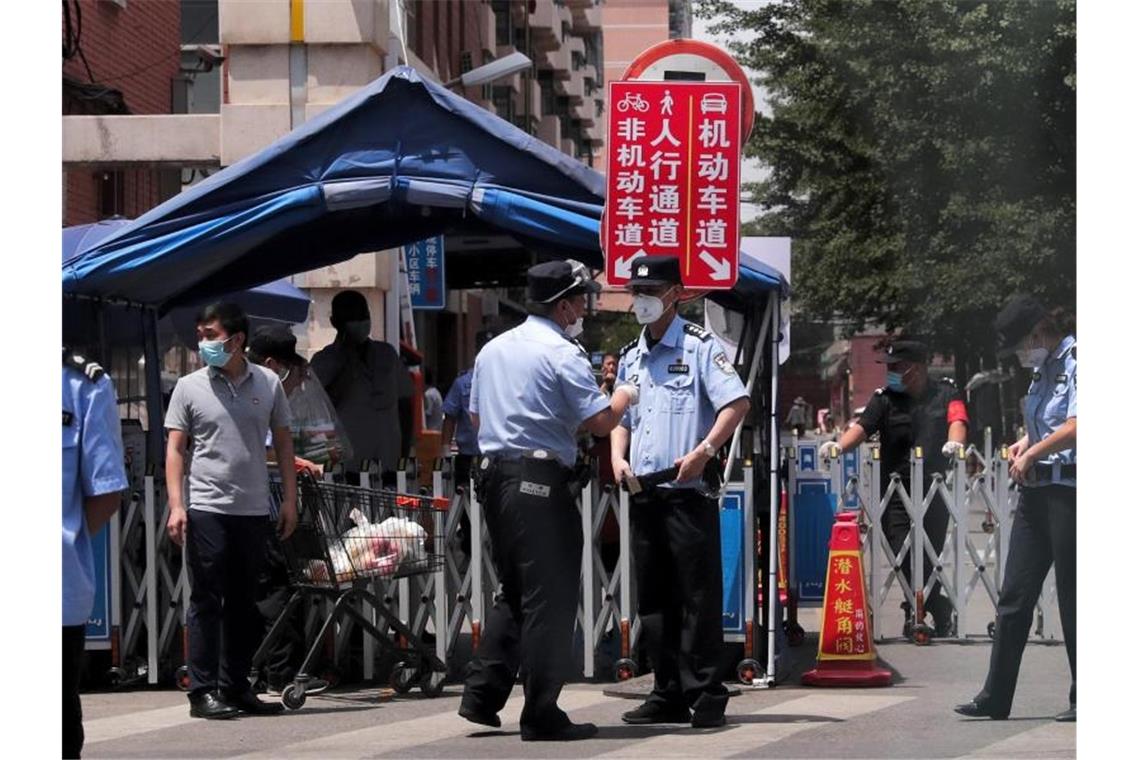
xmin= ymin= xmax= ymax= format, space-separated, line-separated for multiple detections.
xmin=959 ymin=721 xmax=1076 ymax=759
xmin=234 ymin=688 xmax=618 ymax=759
xmin=594 ymin=693 xmax=914 ymax=758
xmin=85 ymin=704 xmax=195 ymax=745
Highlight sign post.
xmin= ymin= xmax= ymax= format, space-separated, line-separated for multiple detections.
xmin=403 ymin=236 xmax=446 ymax=310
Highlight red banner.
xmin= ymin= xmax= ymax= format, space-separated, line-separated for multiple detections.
xmin=603 ymin=80 xmax=741 ymax=289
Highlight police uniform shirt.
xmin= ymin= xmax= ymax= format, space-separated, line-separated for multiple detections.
xmin=63 ymin=362 xmax=128 ymax=627
xmin=1024 ymin=335 xmax=1076 ymax=487
xmin=442 ymin=369 xmax=479 ymax=456
xmin=617 ymin=315 xmax=748 ymax=487
xmin=857 ymin=379 xmax=969 ymax=483
xmin=469 ymin=315 xmax=611 ymax=468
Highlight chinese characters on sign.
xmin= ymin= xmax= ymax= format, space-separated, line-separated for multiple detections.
xmin=604 ymin=81 xmax=742 ymax=289
xmin=403 ymin=236 xmax=446 ymax=310
xmin=818 ymin=550 xmax=875 ymax=660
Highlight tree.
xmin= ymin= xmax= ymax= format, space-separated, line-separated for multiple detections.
xmin=699 ymin=0 xmax=1075 ymax=383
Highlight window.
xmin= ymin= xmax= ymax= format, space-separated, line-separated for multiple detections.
xmin=98 ymin=171 xmax=125 ymax=219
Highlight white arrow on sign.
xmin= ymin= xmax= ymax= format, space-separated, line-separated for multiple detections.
xmin=698 ymin=250 xmax=732 ymax=281
xmin=613 ymin=251 xmax=647 ymax=280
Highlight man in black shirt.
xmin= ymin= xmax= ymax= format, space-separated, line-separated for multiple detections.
xmin=821 ymin=341 xmax=969 ymax=635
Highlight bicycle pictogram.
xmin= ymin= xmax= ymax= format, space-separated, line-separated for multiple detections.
xmin=616 ymin=92 xmax=651 ymax=113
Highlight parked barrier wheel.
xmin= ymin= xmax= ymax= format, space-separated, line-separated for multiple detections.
xmin=420 ymin=671 xmax=446 ymax=698
xmin=175 ymin=666 xmax=190 ymax=691
xmin=281 ymin=684 xmax=306 ymax=710
xmin=912 ymin=624 xmax=933 ymax=646
xmin=987 ymin=621 xmax=996 ymax=639
xmin=390 ymin=662 xmax=418 ymax=694
xmin=736 ymin=658 xmax=761 ymax=684
xmin=614 ymin=658 xmax=637 ymax=681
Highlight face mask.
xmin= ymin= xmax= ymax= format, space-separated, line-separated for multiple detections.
xmin=564 ymin=316 xmax=584 ymax=339
xmin=885 ymin=370 xmax=906 ymax=392
xmin=632 ymin=293 xmax=666 ymax=324
xmin=1016 ymin=346 xmax=1049 ymax=368
xmin=344 ymin=319 xmax=371 ymax=343
xmin=198 ymin=338 xmax=233 ymax=368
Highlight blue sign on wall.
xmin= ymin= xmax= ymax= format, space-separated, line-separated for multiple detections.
xmin=404 ymin=236 xmax=446 ymax=310
xmin=85 ymin=524 xmax=112 ymax=647
xmin=720 ymin=489 xmax=747 ymax=637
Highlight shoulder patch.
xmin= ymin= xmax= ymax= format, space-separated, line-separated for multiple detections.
xmin=63 ymin=348 xmax=105 ymax=382
xmin=619 ymin=339 xmax=639 ymax=356
xmin=939 ymin=377 xmax=957 ymax=387
xmin=683 ymin=323 xmax=712 ymax=341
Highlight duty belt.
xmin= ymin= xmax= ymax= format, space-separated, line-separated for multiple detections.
xmin=1031 ymin=461 xmax=1077 ymax=482
xmin=480 ymin=451 xmax=572 ymax=478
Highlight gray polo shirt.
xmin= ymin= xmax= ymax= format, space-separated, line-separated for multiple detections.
xmin=164 ymin=361 xmax=291 ymax=516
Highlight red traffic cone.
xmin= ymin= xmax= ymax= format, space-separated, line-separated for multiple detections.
xmin=801 ymin=512 xmax=892 ymax=687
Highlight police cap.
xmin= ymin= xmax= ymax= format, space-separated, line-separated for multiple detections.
xmin=993 ymin=294 xmax=1046 ymax=356
xmin=527 ymin=259 xmax=601 ymax=303
xmin=627 ymin=255 xmax=682 ymax=288
xmin=878 ymin=340 xmax=928 ymax=365
xmin=248 ymin=324 xmax=305 ymax=366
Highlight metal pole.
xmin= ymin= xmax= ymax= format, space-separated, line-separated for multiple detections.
xmin=580 ymin=479 xmax=595 ymax=679
xmin=432 ymin=465 xmax=448 ymax=669
xmin=144 ymin=475 xmax=158 ymax=684
xmin=722 ymin=299 xmax=772 ymax=488
xmin=765 ymin=296 xmax=780 ymax=685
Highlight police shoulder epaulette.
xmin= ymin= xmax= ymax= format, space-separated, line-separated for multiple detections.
xmin=683 ymin=323 xmax=712 ymax=341
xmin=63 ymin=349 xmax=105 ymax=382
xmin=939 ymin=376 xmax=957 ymax=387
xmin=619 ymin=338 xmax=638 ymax=356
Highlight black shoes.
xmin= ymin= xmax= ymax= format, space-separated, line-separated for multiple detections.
xmin=458 ymin=704 xmax=502 ymax=729
xmin=954 ymin=699 xmax=1008 ymax=720
xmin=622 ymin=702 xmax=691 ymax=725
xmin=520 ymin=721 xmax=599 ymax=742
xmin=189 ymin=691 xmax=240 ymax=720
xmin=1055 ymin=705 xmax=1076 ymax=722
xmin=221 ymin=689 xmax=286 ymax=716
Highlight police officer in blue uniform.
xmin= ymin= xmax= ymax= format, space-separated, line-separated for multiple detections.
xmin=458 ymin=260 xmax=639 ymax=742
xmin=63 ymin=350 xmax=128 ymax=758
xmin=611 ymin=256 xmax=751 ymax=729
xmin=957 ymin=295 xmax=1077 ymax=722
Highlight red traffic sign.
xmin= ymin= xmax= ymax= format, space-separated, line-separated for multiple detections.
xmin=603 ymin=80 xmax=742 ymax=289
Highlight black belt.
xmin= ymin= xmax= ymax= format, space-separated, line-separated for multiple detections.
xmin=482 ymin=453 xmax=573 ymax=479
xmin=1033 ymin=462 xmax=1076 ymax=480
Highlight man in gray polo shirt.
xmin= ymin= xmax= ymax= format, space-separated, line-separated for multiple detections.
xmin=165 ymin=303 xmax=298 ymax=719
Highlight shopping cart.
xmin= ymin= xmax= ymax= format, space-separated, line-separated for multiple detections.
xmin=252 ymin=473 xmax=449 ymax=709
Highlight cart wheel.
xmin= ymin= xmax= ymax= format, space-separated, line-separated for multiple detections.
xmin=912 ymin=624 xmax=933 ymax=646
xmin=785 ymin=623 xmax=806 ymax=647
xmin=902 ymin=619 xmax=914 ymax=640
xmin=175 ymin=666 xmax=191 ymax=691
xmin=420 ymin=671 xmax=446 ymax=698
xmin=390 ymin=662 xmax=418 ymax=694
xmin=987 ymin=621 xmax=996 ymax=639
xmin=614 ymin=658 xmax=637 ymax=682
xmin=281 ymin=684 xmax=306 ymax=710
xmin=736 ymin=658 xmax=761 ymax=685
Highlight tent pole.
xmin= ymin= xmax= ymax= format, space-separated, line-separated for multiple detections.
xmin=766 ymin=294 xmax=781 ymax=685
xmin=142 ymin=307 xmax=165 ymax=469
xmin=720 ymin=299 xmax=771 ymax=488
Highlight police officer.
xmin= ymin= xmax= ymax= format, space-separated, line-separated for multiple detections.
xmin=458 ymin=260 xmax=638 ymax=742
xmin=821 ymin=340 xmax=969 ymax=636
xmin=610 ymin=256 xmax=751 ymax=729
xmin=63 ymin=349 xmax=128 ymax=758
xmin=956 ymin=295 xmax=1076 ymax=722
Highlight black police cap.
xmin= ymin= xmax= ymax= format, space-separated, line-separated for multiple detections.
xmin=993 ymin=294 xmax=1046 ymax=356
xmin=526 ymin=259 xmax=601 ymax=303
xmin=627 ymin=255 xmax=682 ymax=288
xmin=878 ymin=340 xmax=928 ymax=365
xmin=248 ymin=324 xmax=305 ymax=365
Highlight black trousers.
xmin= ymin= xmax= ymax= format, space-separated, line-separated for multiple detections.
xmin=255 ymin=536 xmax=302 ymax=688
xmin=882 ymin=488 xmax=952 ymax=621
xmin=461 ymin=459 xmax=583 ymax=731
xmin=187 ymin=510 xmax=270 ymax=697
xmin=62 ymin=625 xmax=86 ymax=759
xmin=631 ymin=488 xmax=729 ymax=717
xmin=976 ymin=485 xmax=1076 ymax=714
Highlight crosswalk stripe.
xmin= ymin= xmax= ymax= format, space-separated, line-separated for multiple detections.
xmin=233 ymin=688 xmax=618 ymax=759
xmin=84 ymin=705 xmax=194 ymax=745
xmin=957 ymin=721 xmax=1076 ymax=758
xmin=594 ymin=693 xmax=914 ymax=758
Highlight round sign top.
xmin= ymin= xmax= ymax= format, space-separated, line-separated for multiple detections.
xmin=622 ymin=39 xmax=756 ymax=140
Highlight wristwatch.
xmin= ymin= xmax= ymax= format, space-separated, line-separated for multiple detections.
xmin=701 ymin=441 xmax=717 ymax=459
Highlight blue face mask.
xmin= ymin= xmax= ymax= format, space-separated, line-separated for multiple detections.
xmin=198 ymin=337 xmax=234 ymax=368
xmin=886 ymin=370 xmax=906 ymax=392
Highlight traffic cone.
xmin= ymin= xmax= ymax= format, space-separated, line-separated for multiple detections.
xmin=801 ymin=512 xmax=892 ymax=687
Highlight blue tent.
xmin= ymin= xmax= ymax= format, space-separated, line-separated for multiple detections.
xmin=61 ymin=65 xmax=784 ymax=309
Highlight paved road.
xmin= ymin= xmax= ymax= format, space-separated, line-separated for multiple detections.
xmin=83 ymin=635 xmax=1073 ymax=759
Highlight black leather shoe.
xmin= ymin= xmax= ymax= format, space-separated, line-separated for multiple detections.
xmin=622 ymin=702 xmax=691 ymax=725
xmin=221 ymin=689 xmax=285 ymax=716
xmin=1055 ymin=706 xmax=1076 ymax=722
xmin=189 ymin=691 xmax=241 ymax=720
xmin=458 ymin=704 xmax=502 ymax=728
xmin=691 ymin=712 xmax=727 ymax=728
xmin=520 ymin=721 xmax=598 ymax=742
xmin=954 ymin=700 xmax=1008 ymax=720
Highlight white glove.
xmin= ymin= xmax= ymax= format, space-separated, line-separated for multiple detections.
xmin=941 ymin=440 xmax=965 ymax=459
xmin=818 ymin=441 xmax=841 ymax=461
xmin=615 ymin=383 xmax=640 ymax=407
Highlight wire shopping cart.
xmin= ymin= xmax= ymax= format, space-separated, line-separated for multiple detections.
xmin=252 ymin=473 xmax=449 ymax=709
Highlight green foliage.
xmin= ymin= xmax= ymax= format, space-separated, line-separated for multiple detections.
xmin=703 ymin=0 xmax=1075 ymax=365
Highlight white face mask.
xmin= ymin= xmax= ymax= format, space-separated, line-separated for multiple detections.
xmin=1016 ymin=346 xmax=1049 ymax=368
xmin=632 ymin=294 xmax=666 ymax=325
xmin=564 ymin=316 xmax=584 ymax=339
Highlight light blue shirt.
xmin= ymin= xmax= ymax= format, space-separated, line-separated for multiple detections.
xmin=617 ymin=315 xmax=748 ymax=488
xmin=470 ymin=315 xmax=611 ymax=467
xmin=442 ymin=369 xmax=479 ymax=455
xmin=63 ymin=365 xmax=128 ymax=627
xmin=1024 ymin=335 xmax=1076 ymax=488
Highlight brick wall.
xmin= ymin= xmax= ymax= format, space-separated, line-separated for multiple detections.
xmin=62 ymin=0 xmax=181 ymax=226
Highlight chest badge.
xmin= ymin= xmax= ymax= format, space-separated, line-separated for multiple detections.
xmin=668 ymin=361 xmax=690 ymax=375
xmin=1055 ymin=374 xmax=1068 ymax=384
xmin=1032 ymin=371 xmax=1042 ymax=382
